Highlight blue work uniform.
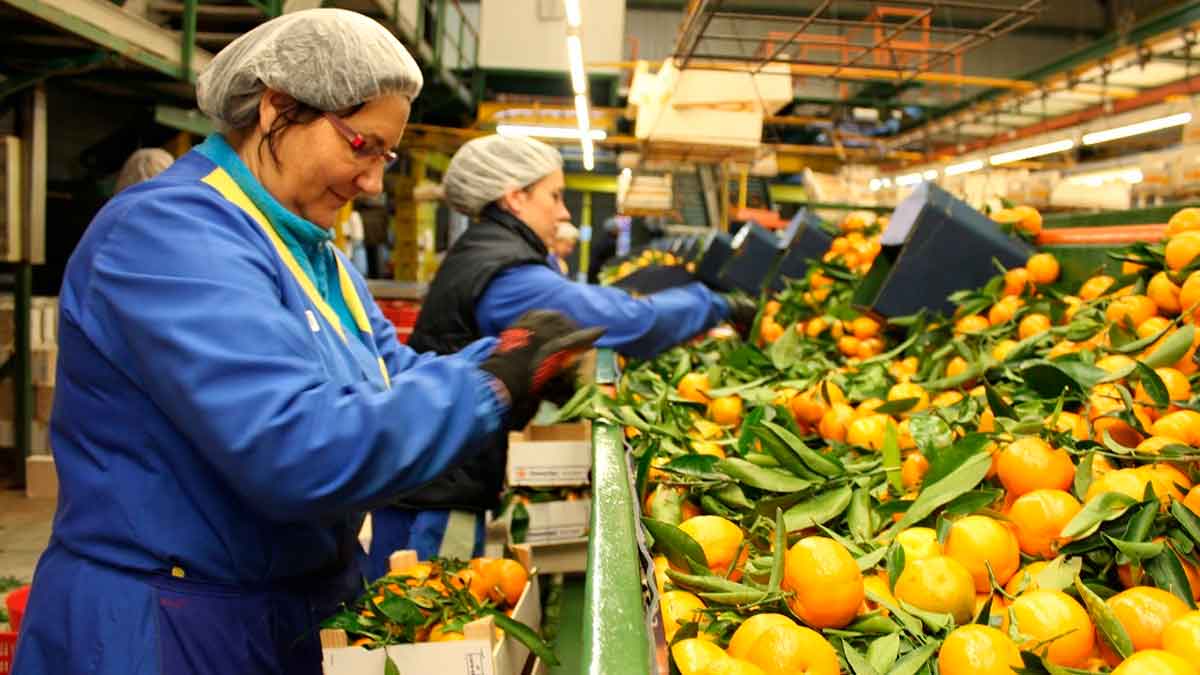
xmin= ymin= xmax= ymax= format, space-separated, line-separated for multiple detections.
xmin=368 ymin=206 xmax=730 ymax=572
xmin=12 ymin=136 xmax=507 ymax=675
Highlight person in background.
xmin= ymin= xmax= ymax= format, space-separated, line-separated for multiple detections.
xmin=114 ymin=147 xmax=175 ymax=192
xmin=362 ymin=134 xmax=757 ymax=572
xmin=549 ymin=221 xmax=579 ymax=275
xmin=12 ymin=10 xmax=598 ymax=675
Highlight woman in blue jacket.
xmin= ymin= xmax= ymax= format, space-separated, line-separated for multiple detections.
xmin=12 ymin=10 xmax=598 ymax=675
xmin=367 ymin=135 xmax=757 ymax=574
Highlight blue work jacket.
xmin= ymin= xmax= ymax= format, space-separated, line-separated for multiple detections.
xmin=13 ymin=144 xmax=505 ymax=675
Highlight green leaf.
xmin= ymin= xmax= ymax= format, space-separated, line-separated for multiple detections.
xmin=856 ymin=547 xmax=889 ymax=572
xmin=887 ymin=541 xmax=906 ymax=589
xmin=1019 ymin=362 xmax=1087 ymax=397
xmin=985 ymin=382 xmax=1017 ymax=420
xmin=375 ymin=594 xmax=426 ymax=627
xmin=1147 ymin=547 xmax=1199 ymax=609
xmin=1109 ymin=321 xmax=1173 ymax=354
xmin=848 ymin=488 xmax=875 ymax=543
xmin=1171 ymin=500 xmax=1200 ymax=548
xmin=898 ymin=600 xmax=953 ymax=632
xmin=1060 ymin=492 xmax=1139 ymax=539
xmin=887 ymin=642 xmax=938 ymax=675
xmin=885 ymin=451 xmax=992 ymax=537
xmin=642 ymin=517 xmax=708 ymax=570
xmin=1123 ymin=500 xmax=1159 ymax=544
xmin=1133 ymin=361 xmax=1170 ymax=408
xmin=385 ymin=654 xmax=401 ymax=675
xmin=647 ymin=484 xmax=685 ymax=525
xmin=711 ymin=483 xmax=754 ymax=511
xmin=1074 ymin=578 xmax=1134 ymax=660
xmin=843 ymin=641 xmax=880 ymax=675
xmin=882 ymin=420 xmax=903 ymax=494
xmin=874 ymin=398 xmax=920 ymax=415
xmin=706 ymin=376 xmax=773 ymax=398
xmin=760 ymin=420 xmax=844 ymax=477
xmin=666 ymin=454 xmax=722 ymax=477
xmin=1104 ymin=535 xmax=1164 ymax=562
xmin=736 ymin=406 xmax=765 ymax=456
xmin=768 ymin=320 xmax=805 ymax=370
xmin=943 ymin=488 xmax=1005 ymax=516
xmin=768 ymin=508 xmax=786 ymax=594
xmin=924 ymin=433 xmax=991 ymax=486
xmin=1073 ymin=453 xmax=1095 ymax=503
xmin=1142 ymin=323 xmax=1196 ymax=369
xmin=864 ymin=633 xmax=903 ymax=671
xmin=1033 ymin=556 xmax=1083 ymax=593
xmin=908 ymin=414 xmax=955 ymax=454
xmin=488 ymin=609 xmax=561 ymax=666
xmin=715 ymin=457 xmax=813 ymax=492
xmin=783 ymin=485 xmax=854 ymax=531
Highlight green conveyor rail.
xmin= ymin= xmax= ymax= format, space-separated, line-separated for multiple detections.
xmin=582 ymin=349 xmax=653 ymax=675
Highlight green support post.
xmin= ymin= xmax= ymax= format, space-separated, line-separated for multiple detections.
xmin=457 ymin=18 xmax=464 ymax=70
xmin=181 ymin=0 xmax=197 ymax=82
xmin=433 ymin=0 xmax=447 ymax=70
xmin=14 ymin=262 xmax=31 ymax=486
xmin=578 ymin=191 xmax=592 ymax=283
xmin=583 ymin=350 xmax=652 ymax=675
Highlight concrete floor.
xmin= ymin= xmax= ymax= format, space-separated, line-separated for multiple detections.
xmin=0 ymin=489 xmax=54 ymax=583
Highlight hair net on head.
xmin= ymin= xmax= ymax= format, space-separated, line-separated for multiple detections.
xmin=196 ymin=8 xmax=423 ymax=132
xmin=555 ymin=222 xmax=580 ymax=241
xmin=115 ymin=148 xmax=175 ymax=192
xmin=442 ymin=135 xmax=563 ymax=216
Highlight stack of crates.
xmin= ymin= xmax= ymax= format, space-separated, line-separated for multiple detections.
xmin=0 ymin=296 xmax=58 ymax=497
xmin=497 ymin=422 xmax=593 ymax=574
xmin=375 ymin=299 xmax=422 ymax=344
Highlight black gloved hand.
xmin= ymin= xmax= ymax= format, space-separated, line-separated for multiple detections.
xmin=480 ymin=310 xmax=605 ymax=425
xmin=722 ymin=293 xmax=759 ymax=335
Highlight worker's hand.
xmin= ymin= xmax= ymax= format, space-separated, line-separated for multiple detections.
xmin=480 ymin=311 xmax=604 ymax=426
xmin=722 ymin=293 xmax=759 ymax=335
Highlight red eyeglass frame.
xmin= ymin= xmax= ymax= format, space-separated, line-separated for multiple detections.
xmin=323 ymin=112 xmax=398 ymax=163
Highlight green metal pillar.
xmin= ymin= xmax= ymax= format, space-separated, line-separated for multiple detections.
xmin=578 ymin=191 xmax=592 ymax=283
xmin=433 ymin=0 xmax=447 ymax=70
xmin=181 ymin=0 xmax=197 ymax=82
xmin=582 ymin=350 xmax=652 ymax=675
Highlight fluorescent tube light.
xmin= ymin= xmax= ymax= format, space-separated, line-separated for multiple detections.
xmin=944 ymin=159 xmax=984 ymax=176
xmin=567 ymin=35 xmax=586 ymax=95
xmin=1081 ymin=112 xmax=1193 ymax=145
xmin=868 ymin=178 xmax=882 ymax=191
xmin=989 ymin=139 xmax=1074 ymax=166
xmin=923 ymin=169 xmax=938 ymax=180
xmin=564 ymin=0 xmax=581 ymax=27
xmin=574 ymin=94 xmax=590 ymax=131
xmin=894 ymin=172 xmax=923 ymax=187
xmin=497 ymin=124 xmax=606 ymax=140
xmin=582 ymin=137 xmax=595 ymax=171
xmin=1066 ymin=167 xmax=1144 ymax=187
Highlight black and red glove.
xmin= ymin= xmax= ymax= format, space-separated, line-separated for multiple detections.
xmin=722 ymin=293 xmax=759 ymax=337
xmin=480 ymin=310 xmax=604 ymax=426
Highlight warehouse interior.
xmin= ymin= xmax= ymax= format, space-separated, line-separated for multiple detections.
xmin=5 ymin=1 xmax=1200 ymax=674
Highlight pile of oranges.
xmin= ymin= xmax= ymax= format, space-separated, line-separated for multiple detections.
xmin=324 ymin=555 xmax=531 ymax=647
xmin=604 ymin=205 xmax=1200 ymax=674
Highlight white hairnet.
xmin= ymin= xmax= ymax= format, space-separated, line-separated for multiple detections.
xmin=442 ymin=135 xmax=563 ymax=216
xmin=115 ymin=148 xmax=175 ymax=192
xmin=555 ymin=222 xmax=580 ymax=241
xmin=196 ymin=8 xmax=423 ymax=132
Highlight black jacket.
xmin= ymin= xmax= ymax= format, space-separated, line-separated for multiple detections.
xmin=396 ymin=205 xmax=550 ymax=511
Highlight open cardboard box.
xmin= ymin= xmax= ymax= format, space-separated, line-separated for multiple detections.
xmin=321 ymin=545 xmax=541 ymax=675
xmin=508 ymin=421 xmax=591 ymax=443
xmin=506 ymin=441 xmax=591 ymax=487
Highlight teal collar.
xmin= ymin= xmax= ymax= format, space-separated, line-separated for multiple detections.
xmin=195 ymin=134 xmax=336 ymax=298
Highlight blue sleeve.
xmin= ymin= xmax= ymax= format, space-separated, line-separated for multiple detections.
xmin=477 ymin=264 xmax=730 ymax=359
xmin=84 ymin=194 xmax=507 ymax=521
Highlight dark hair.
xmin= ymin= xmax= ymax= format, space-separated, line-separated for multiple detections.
xmin=256 ymin=96 xmax=366 ymax=167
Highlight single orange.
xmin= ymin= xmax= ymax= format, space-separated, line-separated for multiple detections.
xmin=678 ymin=372 xmax=711 ymax=404
xmin=1108 ymin=586 xmax=1191 ymax=651
xmin=1009 ymin=590 xmax=1095 ymax=667
xmin=956 ymin=314 xmax=990 ymax=334
xmin=988 ymin=296 xmax=1022 ymax=325
xmin=727 ymin=613 xmax=798 ymax=660
xmin=661 ymin=590 xmax=707 ymax=641
xmin=1151 ymin=409 xmax=1200 ymax=445
xmin=672 ymin=638 xmax=727 ymax=675
xmin=679 ymin=515 xmax=747 ymax=577
xmin=995 ymin=436 xmax=1076 ymax=497
xmin=1149 ymin=272 xmax=1184 ymax=315
xmin=1112 ymin=650 xmax=1198 ymax=675
xmin=892 ymin=555 xmax=977 ymax=624
xmin=1079 ymin=275 xmax=1116 ymax=300
xmin=1019 ymin=313 xmax=1051 ymax=340
xmin=938 ymin=624 xmax=1024 ymax=675
xmin=708 ymin=395 xmax=744 ymax=426
xmin=1167 ymin=231 xmax=1200 ymax=271
xmin=888 ymin=381 xmax=930 ymax=414
xmin=895 ymin=526 xmax=943 ymax=561
xmin=901 ymin=452 xmax=930 ymax=488
xmin=1106 ymin=294 xmax=1159 ymax=330
xmin=782 ymin=536 xmax=864 ymax=629
xmin=846 ymin=413 xmax=890 ymax=451
xmin=1007 ymin=489 xmax=1082 ymax=558
xmin=946 ymin=356 xmax=969 ymax=378
xmin=1164 ymin=611 xmax=1200 ymax=664
xmin=1004 ymin=561 xmax=1051 ymax=596
xmin=1003 ymin=267 xmax=1032 ymax=296
xmin=817 ymin=403 xmax=856 ymax=443
xmin=1027 ymin=253 xmax=1061 ymax=284
xmin=745 ymin=623 xmax=841 ymax=675
xmin=850 ymin=315 xmax=880 ymax=339
xmin=944 ymin=515 xmax=1021 ymax=591
xmin=1169 ymin=207 xmax=1200 ymax=236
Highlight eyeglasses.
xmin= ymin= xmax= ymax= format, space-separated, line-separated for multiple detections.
xmin=323 ymin=113 xmax=398 ymax=164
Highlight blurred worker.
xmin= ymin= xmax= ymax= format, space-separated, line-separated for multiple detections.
xmin=549 ymin=221 xmax=579 ymax=275
xmin=12 ymin=11 xmax=598 ymax=675
xmin=363 ymin=134 xmax=756 ymax=571
xmin=114 ymin=147 xmax=175 ymax=192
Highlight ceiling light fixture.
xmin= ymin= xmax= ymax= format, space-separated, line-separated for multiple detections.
xmin=989 ymin=139 xmax=1074 ymax=166
xmin=944 ymin=159 xmax=984 ymax=176
xmin=563 ymin=0 xmax=581 ymax=27
xmin=566 ymin=35 xmax=586 ymax=95
xmin=894 ymin=172 xmax=924 ymax=187
xmin=497 ymin=124 xmax=607 ymax=141
xmin=1081 ymin=112 xmax=1193 ymax=145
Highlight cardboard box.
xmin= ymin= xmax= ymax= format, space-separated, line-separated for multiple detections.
xmin=506 ymin=441 xmax=591 ymax=487
xmin=321 ymin=546 xmax=540 ymax=675
xmin=717 ymin=222 xmax=788 ymax=295
xmin=523 ymin=538 xmax=588 ymax=575
xmin=768 ymin=210 xmax=834 ymax=292
xmin=31 ymin=346 xmax=55 ymax=386
xmin=34 ymin=385 xmax=52 ymax=423
xmin=854 ymin=183 xmax=1032 ymax=317
xmin=522 ymin=499 xmax=591 ymax=544
xmin=510 ymin=422 xmax=591 ymax=443
xmin=25 ymin=454 xmax=56 ymax=499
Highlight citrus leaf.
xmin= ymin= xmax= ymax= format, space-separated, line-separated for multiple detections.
xmin=882 ymin=420 xmax=903 ymax=494
xmin=908 ymin=414 xmax=954 ymax=454
xmin=715 ymin=457 xmax=813 ymax=492
xmin=665 ymin=454 xmax=722 ymax=478
xmin=783 ymin=485 xmax=854 ymax=531
xmin=985 ymin=382 xmax=1017 ymax=420
xmin=642 ymin=517 xmax=708 ymax=570
xmin=1147 ymin=547 xmax=1199 ymax=609
xmin=884 ymin=451 xmax=992 ymax=537
xmin=856 ymin=547 xmax=889 ymax=572
xmin=385 ymin=654 xmax=401 ymax=675
xmin=759 ymin=420 xmax=844 ymax=477
xmin=1142 ymin=323 xmax=1196 ymax=369
xmin=1103 ymin=535 xmax=1163 ymax=562
xmin=848 ymin=488 xmax=875 ymax=543
xmin=1019 ymin=362 xmax=1087 ymax=397
xmin=1133 ymin=361 xmax=1169 ymax=409
xmin=1171 ymin=500 xmax=1200 ymax=548
xmin=1109 ymin=321 xmax=1172 ymax=354
xmin=924 ymin=433 xmax=991 ymax=486
xmin=1073 ymin=453 xmax=1095 ymax=503
xmin=874 ymin=398 xmax=920 ymax=415
xmin=843 ymin=641 xmax=880 ymax=675
xmin=866 ymin=633 xmax=901 ymax=674
xmin=887 ymin=541 xmax=906 ymax=589
xmin=887 ymin=642 xmax=938 ymax=675
xmin=1033 ymin=556 xmax=1083 ymax=593
xmin=706 ymin=376 xmax=773 ymax=398
xmin=768 ymin=508 xmax=786 ymax=594
xmin=1074 ymin=578 xmax=1134 ymax=660
xmin=1061 ymin=492 xmax=1138 ymax=539
xmin=647 ymin=484 xmax=685 ymax=525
